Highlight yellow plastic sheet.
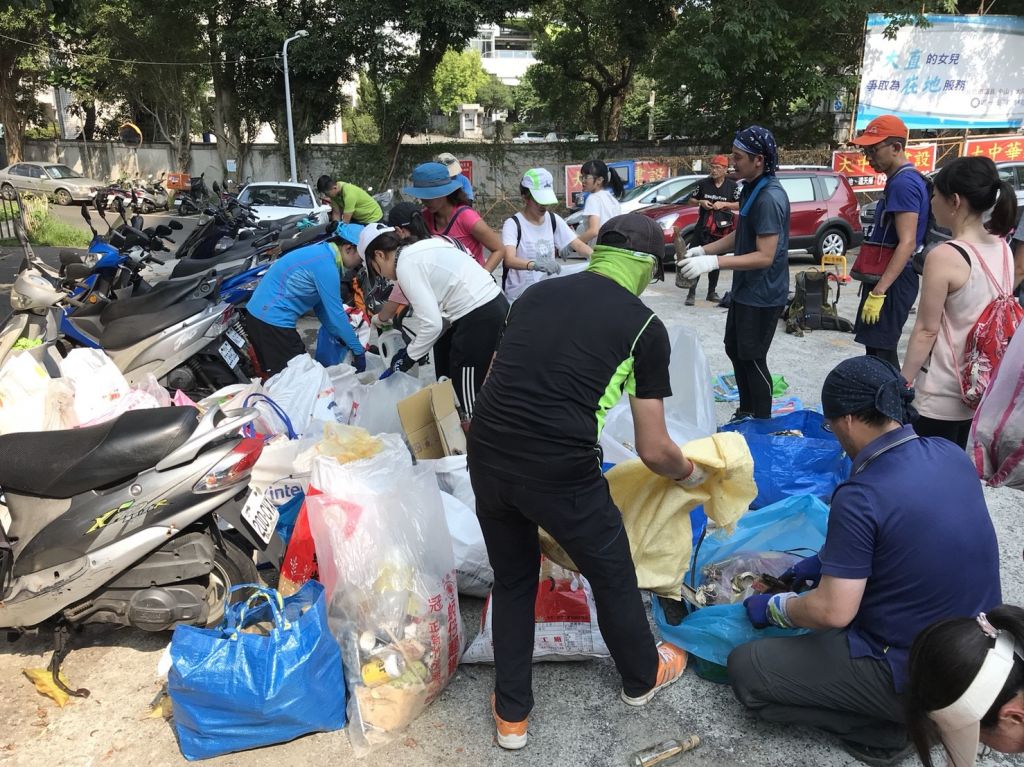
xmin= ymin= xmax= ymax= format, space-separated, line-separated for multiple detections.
xmin=540 ymin=432 xmax=756 ymax=599
xmin=23 ymin=668 xmax=71 ymax=707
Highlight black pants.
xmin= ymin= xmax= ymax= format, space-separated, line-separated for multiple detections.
xmin=724 ymin=302 xmax=784 ymax=419
xmin=243 ymin=312 xmax=305 ymax=378
xmin=469 ymin=469 xmax=658 ymax=723
xmin=914 ymin=415 xmax=972 ymax=450
xmin=728 ymin=630 xmax=907 ymax=750
xmin=441 ymin=294 xmax=509 ymax=418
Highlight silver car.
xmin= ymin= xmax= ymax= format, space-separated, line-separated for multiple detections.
xmin=0 ymin=162 xmax=104 ymax=205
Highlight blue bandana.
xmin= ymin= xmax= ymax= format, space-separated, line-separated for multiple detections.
xmin=821 ymin=356 xmax=917 ymax=424
xmin=734 ymin=125 xmax=779 ymax=176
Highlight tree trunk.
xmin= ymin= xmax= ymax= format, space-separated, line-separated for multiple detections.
xmin=0 ymin=99 xmax=23 ymax=163
xmin=592 ymin=92 xmax=610 ymax=141
xmin=83 ymin=101 xmax=97 ymax=141
xmin=606 ymin=90 xmax=626 ymax=141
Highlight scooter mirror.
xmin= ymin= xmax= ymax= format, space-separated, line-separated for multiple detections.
xmin=131 ymin=214 xmax=144 ymax=229
xmin=80 ymin=206 xmax=91 ymax=222
xmin=114 ymin=197 xmax=124 ymax=213
xmin=212 ymin=181 xmax=221 ymax=194
xmin=168 ymin=220 xmax=183 ymax=230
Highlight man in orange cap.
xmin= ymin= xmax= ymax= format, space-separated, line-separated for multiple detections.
xmin=849 ymin=115 xmax=930 ymax=367
xmin=681 ymin=154 xmax=739 ymax=305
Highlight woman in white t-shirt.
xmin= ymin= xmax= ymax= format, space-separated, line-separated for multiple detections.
xmin=501 ymin=168 xmax=593 ymax=301
xmin=575 ymin=159 xmax=624 ymax=245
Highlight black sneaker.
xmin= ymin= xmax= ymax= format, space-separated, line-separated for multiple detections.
xmin=839 ymin=740 xmax=914 ymax=767
xmin=726 ymin=409 xmax=753 ymax=425
xmin=706 ymin=292 xmax=722 ymax=302
xmin=685 ymin=293 xmax=696 ymax=306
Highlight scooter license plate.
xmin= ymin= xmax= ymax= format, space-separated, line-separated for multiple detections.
xmin=225 ymin=327 xmax=246 ymax=348
xmin=240 ymin=489 xmax=279 ymax=546
xmin=218 ymin=340 xmax=239 ymax=369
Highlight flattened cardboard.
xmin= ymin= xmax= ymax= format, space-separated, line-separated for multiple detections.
xmin=398 ymin=380 xmax=467 ymax=460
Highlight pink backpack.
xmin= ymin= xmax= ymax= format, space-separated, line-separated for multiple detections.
xmin=942 ymin=240 xmax=1024 ymax=409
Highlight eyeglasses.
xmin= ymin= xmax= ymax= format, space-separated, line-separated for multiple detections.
xmin=862 ymin=140 xmax=895 ymax=157
xmin=580 ymin=174 xmax=596 ymax=181
xmin=647 ymin=254 xmax=664 ymax=284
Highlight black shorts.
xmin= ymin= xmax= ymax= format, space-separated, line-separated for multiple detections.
xmin=243 ymin=312 xmax=305 ymax=377
xmin=725 ymin=301 xmax=785 ymax=360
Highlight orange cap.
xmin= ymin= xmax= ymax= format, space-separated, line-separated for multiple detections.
xmin=851 ymin=115 xmax=909 ymax=146
xmin=711 ymin=154 xmax=729 ymax=167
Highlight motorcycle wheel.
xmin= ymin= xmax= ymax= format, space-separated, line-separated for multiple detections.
xmin=205 ymin=538 xmax=259 ymax=627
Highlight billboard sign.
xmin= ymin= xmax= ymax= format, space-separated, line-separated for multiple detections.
xmin=963 ymin=136 xmax=1024 ymax=163
xmin=856 ymin=14 xmax=1024 ymax=130
xmin=831 ymin=143 xmax=936 ymax=192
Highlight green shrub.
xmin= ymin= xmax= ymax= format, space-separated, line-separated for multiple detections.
xmin=0 ymin=194 xmax=90 ymax=248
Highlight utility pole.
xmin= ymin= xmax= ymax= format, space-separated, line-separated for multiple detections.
xmin=282 ymin=30 xmax=308 ymax=182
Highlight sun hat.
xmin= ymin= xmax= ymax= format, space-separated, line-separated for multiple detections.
xmin=402 ymin=162 xmax=462 ymax=199
xmin=520 ymin=168 xmax=558 ymax=206
xmin=435 ymin=152 xmax=462 ymax=177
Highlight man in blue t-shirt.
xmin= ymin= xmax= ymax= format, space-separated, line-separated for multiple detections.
xmin=850 ymin=115 xmax=929 ymax=367
xmin=728 ymin=357 xmax=1001 ymax=766
xmin=678 ymin=125 xmax=790 ymax=420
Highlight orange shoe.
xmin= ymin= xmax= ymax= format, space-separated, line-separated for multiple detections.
xmin=620 ymin=642 xmax=688 ymax=707
xmin=491 ymin=693 xmax=528 ymax=750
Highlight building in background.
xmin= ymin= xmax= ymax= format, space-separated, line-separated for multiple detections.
xmin=469 ymin=21 xmax=536 ymax=86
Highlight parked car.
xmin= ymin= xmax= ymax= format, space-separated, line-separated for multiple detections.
xmin=640 ymin=169 xmax=864 ymax=265
xmin=544 ymin=132 xmax=573 ymax=143
xmin=0 ymin=161 xmax=104 ymax=205
xmin=619 ymin=175 xmax=703 ymax=214
xmin=574 ymin=132 xmax=599 ymax=142
xmin=512 ymin=131 xmax=546 ymax=144
xmin=236 ymin=181 xmax=331 ymax=226
xmin=859 ymin=161 xmax=1024 ymax=239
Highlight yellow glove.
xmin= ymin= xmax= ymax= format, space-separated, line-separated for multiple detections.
xmin=860 ymin=291 xmax=886 ymax=324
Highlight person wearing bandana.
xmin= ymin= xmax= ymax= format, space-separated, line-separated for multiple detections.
xmin=677 ymin=126 xmax=790 ymax=422
xmin=728 ymin=356 xmax=1001 ymax=767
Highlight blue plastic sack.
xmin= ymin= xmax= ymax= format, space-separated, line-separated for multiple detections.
xmin=275 ymin=492 xmax=304 ymax=547
xmin=654 ymin=494 xmax=830 ymax=669
xmin=721 ymin=409 xmax=851 ymax=508
xmin=314 ymin=325 xmax=345 ymax=367
xmin=168 ymin=581 xmax=346 ymax=761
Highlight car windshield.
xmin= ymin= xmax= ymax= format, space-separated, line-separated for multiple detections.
xmin=621 ymin=181 xmax=660 ymax=203
xmin=665 ymin=181 xmax=699 ymax=203
xmin=44 ymin=165 xmax=82 ymax=180
xmin=238 ymin=185 xmax=314 ymax=208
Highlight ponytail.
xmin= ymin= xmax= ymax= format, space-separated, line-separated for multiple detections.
xmin=987 ymin=180 xmax=1018 ymax=238
xmin=581 ymin=159 xmax=626 ymax=199
xmin=607 ymin=167 xmax=625 ymax=198
xmin=403 ymin=209 xmax=431 ymax=242
xmin=906 ymin=605 xmax=1024 ymax=767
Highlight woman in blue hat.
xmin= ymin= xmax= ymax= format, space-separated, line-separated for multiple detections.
xmin=404 ymin=162 xmax=504 ymax=272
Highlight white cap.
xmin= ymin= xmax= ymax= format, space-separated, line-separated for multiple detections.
xmin=356 ymin=223 xmax=396 ymax=260
xmin=435 ymin=152 xmax=461 ymax=177
xmin=520 ymin=168 xmax=558 ymax=206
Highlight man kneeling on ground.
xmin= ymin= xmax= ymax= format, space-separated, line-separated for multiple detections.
xmin=728 ymin=356 xmax=1002 ymax=767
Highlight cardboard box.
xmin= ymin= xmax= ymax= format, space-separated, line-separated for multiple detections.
xmin=397 ymin=380 xmax=467 ymax=460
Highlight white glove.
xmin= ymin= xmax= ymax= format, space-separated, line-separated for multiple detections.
xmin=683 ymin=245 xmax=705 ymax=260
xmin=679 ymin=255 xmax=720 ymax=280
xmin=676 ymin=461 xmax=708 ymax=489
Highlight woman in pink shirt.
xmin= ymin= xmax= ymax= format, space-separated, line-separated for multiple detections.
xmin=404 ymin=162 xmax=504 ymax=272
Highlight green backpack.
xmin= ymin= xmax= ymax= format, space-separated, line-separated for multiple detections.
xmin=784 ymin=270 xmax=854 ymax=336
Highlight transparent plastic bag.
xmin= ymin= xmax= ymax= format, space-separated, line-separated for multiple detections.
xmin=694 ymin=551 xmax=803 ymax=606
xmin=304 ymin=437 xmax=462 ymax=755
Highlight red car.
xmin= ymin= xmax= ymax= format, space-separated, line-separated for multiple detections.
xmin=639 ymin=169 xmax=864 ymax=265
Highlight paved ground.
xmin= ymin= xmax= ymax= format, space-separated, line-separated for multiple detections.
xmin=1 ymin=225 xmax=1022 ymax=767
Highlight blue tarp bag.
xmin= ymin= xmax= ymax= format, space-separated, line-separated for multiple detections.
xmin=653 ymin=494 xmax=830 ymax=671
xmin=314 ymin=324 xmax=346 ymax=367
xmin=168 ymin=580 xmax=346 ymax=760
xmin=721 ymin=410 xmax=851 ymax=508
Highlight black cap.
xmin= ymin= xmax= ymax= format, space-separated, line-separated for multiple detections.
xmin=387 ymin=201 xmax=421 ymax=228
xmin=597 ymin=213 xmax=664 ymax=259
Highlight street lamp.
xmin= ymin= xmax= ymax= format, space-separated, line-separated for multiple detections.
xmin=282 ymin=30 xmax=308 ymax=182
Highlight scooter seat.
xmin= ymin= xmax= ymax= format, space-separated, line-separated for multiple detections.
xmin=100 ymin=274 xmax=209 ymax=324
xmin=171 ymin=247 xmax=257 ymax=278
xmin=280 ymin=226 xmax=327 ymax=253
xmin=59 ymin=249 xmax=92 ymax=266
xmin=98 ymin=298 xmax=211 ymax=349
xmin=0 ymin=407 xmax=199 ymax=498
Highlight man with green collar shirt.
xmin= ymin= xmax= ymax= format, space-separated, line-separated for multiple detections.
xmin=468 ymin=213 xmax=701 ymax=751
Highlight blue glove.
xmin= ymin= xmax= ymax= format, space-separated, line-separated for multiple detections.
xmin=781 ymin=554 xmax=822 ymax=590
xmin=351 ymin=352 xmax=366 ymax=373
xmin=744 ymin=592 xmax=797 ymax=630
xmin=378 ymin=348 xmax=412 ymax=380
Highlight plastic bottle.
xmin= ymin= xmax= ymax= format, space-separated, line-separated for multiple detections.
xmin=629 ymin=735 xmax=701 ymax=766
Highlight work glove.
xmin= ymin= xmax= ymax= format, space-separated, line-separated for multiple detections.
xmin=744 ymin=592 xmax=797 ymax=630
xmin=378 ymin=348 xmax=414 ymax=380
xmin=679 ymin=255 xmax=719 ymax=280
xmin=680 ymin=245 xmax=705 ymax=262
xmin=860 ymin=291 xmax=886 ymax=324
xmin=529 ymin=256 xmax=561 ymax=275
xmin=351 ymin=352 xmax=366 ymax=374
xmin=780 ymin=554 xmax=822 ymax=590
xmin=675 ymin=459 xmax=708 ymax=489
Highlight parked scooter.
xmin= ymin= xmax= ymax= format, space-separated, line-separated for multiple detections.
xmin=176 ymin=173 xmax=211 ymax=216
xmin=0 ymin=402 xmax=282 ymax=694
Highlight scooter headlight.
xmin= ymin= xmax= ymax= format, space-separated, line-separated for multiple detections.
xmin=81 ymin=252 xmax=99 ymax=269
xmin=11 ymin=272 xmax=61 ymax=311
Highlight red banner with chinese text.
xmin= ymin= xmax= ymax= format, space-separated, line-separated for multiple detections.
xmin=963 ymin=137 xmax=1024 ymax=164
xmin=831 ymin=144 xmax=937 ymax=192
xmin=458 ymin=159 xmax=473 ymax=184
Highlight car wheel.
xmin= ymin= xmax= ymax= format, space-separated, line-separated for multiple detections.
xmin=0 ymin=183 xmax=15 ymax=201
xmin=54 ymin=188 xmax=73 ymax=206
xmin=814 ymin=227 xmax=848 ymax=264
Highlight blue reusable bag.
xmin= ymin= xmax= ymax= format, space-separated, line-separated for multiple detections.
xmin=721 ymin=409 xmax=851 ymax=508
xmin=314 ymin=325 xmax=346 ymax=367
xmin=168 ymin=580 xmax=346 ymax=761
xmin=654 ymin=494 xmax=831 ymax=669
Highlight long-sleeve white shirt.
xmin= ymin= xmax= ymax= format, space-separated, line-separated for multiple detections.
xmin=396 ymin=238 xmax=501 ymax=360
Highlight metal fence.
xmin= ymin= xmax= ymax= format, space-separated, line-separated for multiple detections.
xmin=0 ymin=190 xmax=24 ymax=242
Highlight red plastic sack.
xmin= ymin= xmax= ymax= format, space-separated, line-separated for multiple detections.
xmin=969 ymin=325 xmax=1024 ymax=491
xmin=278 ymin=489 xmax=321 ymax=595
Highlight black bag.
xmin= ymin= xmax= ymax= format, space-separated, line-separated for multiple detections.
xmin=784 ymin=270 xmax=853 ymax=335
xmin=706 ymin=209 xmax=735 ymax=239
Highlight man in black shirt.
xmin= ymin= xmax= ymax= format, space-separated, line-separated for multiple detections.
xmin=681 ymin=154 xmax=740 ymax=305
xmin=469 ymin=214 xmax=703 ymax=750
